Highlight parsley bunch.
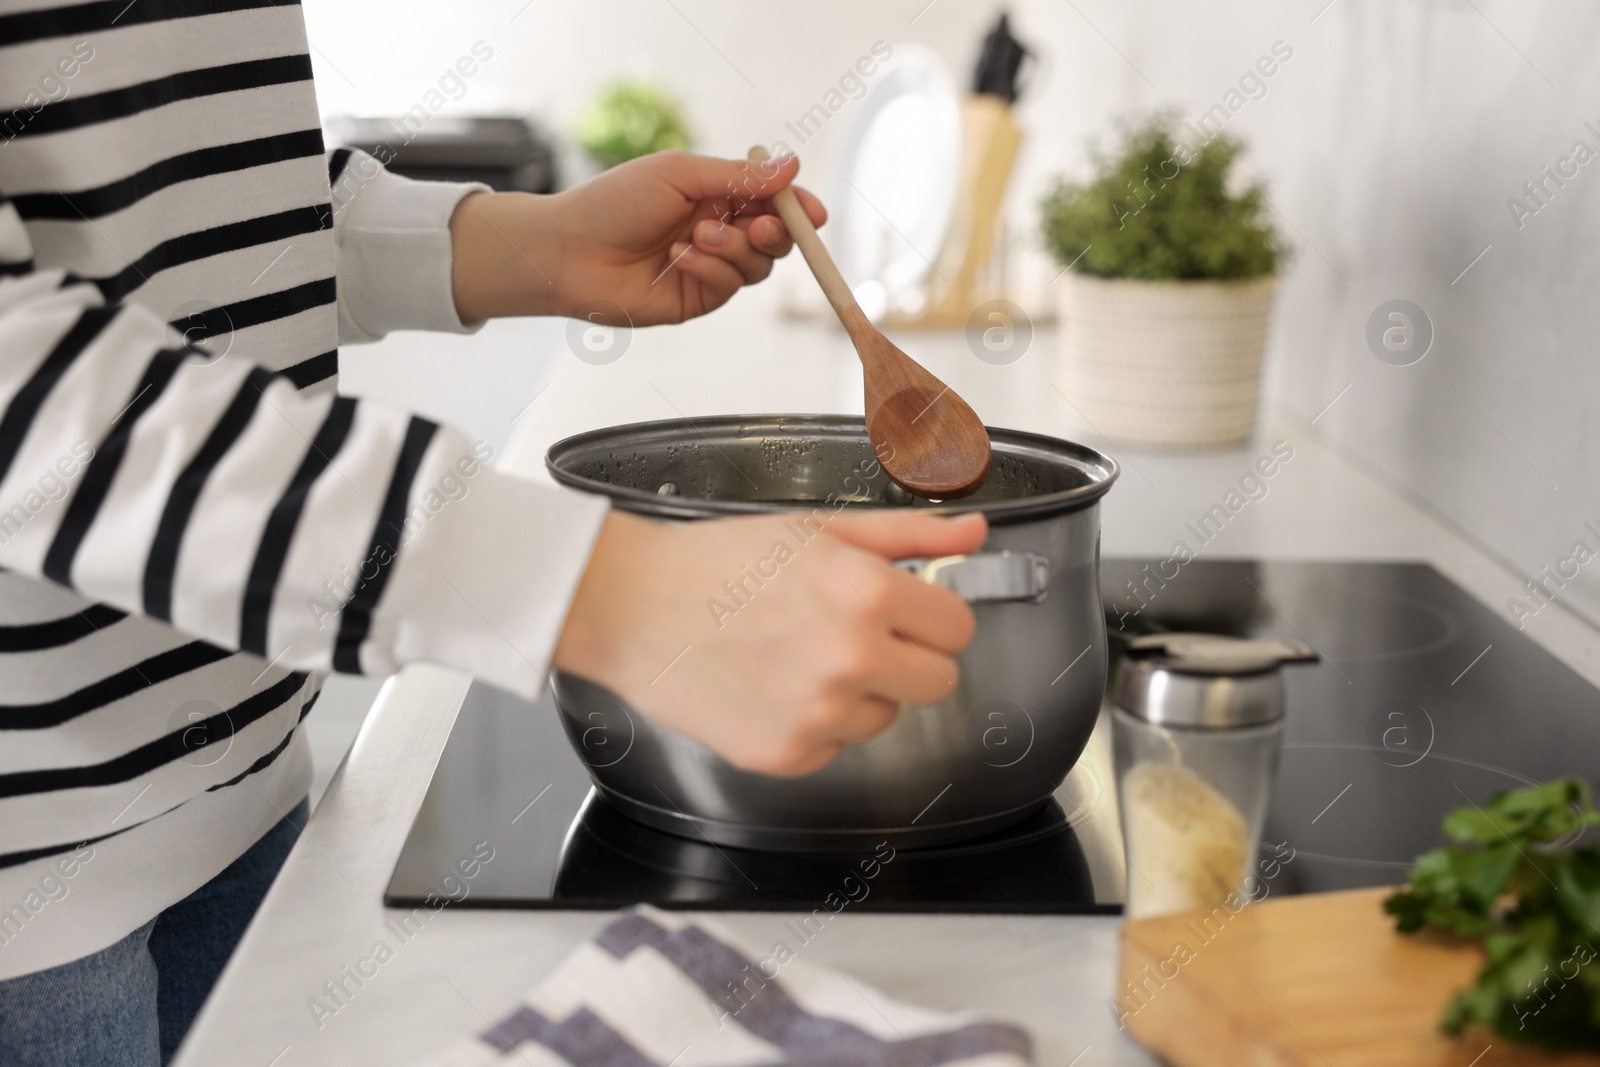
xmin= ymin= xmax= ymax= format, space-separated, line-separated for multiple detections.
xmin=1385 ymin=777 xmax=1600 ymax=1049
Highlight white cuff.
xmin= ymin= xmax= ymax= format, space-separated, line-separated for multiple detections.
xmin=366 ymin=433 xmax=611 ymax=699
xmin=330 ymin=149 xmax=490 ymax=343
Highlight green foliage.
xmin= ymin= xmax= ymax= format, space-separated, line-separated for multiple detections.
xmin=1385 ymin=777 xmax=1600 ymax=1049
xmin=1038 ymin=114 xmax=1282 ymax=281
xmin=578 ymin=81 xmax=692 ymax=169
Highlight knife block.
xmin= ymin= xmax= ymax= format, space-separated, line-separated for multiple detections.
xmin=886 ymin=94 xmax=1022 ymax=329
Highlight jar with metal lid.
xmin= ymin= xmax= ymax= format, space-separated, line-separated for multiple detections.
xmin=1111 ymin=633 xmax=1318 ymax=919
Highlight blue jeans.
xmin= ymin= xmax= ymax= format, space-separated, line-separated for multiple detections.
xmin=0 ymin=798 xmax=308 ymax=1067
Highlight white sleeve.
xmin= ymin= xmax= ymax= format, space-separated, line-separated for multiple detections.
xmin=0 ymin=196 xmax=609 ymax=700
xmin=327 ymin=148 xmax=491 ymax=344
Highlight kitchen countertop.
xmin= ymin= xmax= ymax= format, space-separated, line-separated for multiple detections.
xmin=175 ymin=289 xmax=1600 ymax=1067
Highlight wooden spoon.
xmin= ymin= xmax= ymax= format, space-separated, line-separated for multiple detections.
xmin=747 ymin=146 xmax=991 ymax=499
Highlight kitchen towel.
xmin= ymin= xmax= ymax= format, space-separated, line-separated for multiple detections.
xmin=412 ymin=905 xmax=1033 ymax=1067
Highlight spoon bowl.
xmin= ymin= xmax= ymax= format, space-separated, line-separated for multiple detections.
xmin=747 ymin=146 xmax=991 ymax=498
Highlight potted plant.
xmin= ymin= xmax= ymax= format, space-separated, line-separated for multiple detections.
xmin=1040 ymin=115 xmax=1283 ymax=448
xmin=578 ymin=81 xmax=692 ymax=169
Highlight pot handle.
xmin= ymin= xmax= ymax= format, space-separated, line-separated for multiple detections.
xmin=894 ymin=551 xmax=1050 ymax=604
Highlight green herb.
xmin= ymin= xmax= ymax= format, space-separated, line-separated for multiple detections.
xmin=578 ymin=81 xmax=692 ymax=169
xmin=1038 ymin=112 xmax=1282 ymax=281
xmin=1385 ymin=777 xmax=1600 ymax=1049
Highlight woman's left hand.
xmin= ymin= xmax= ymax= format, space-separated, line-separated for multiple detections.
xmin=449 ymin=150 xmax=827 ymax=326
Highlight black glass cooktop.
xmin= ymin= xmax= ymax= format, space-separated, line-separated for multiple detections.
xmin=386 ymin=559 xmax=1600 ymax=913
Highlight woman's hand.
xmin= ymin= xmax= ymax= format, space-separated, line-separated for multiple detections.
xmin=552 ymin=509 xmax=985 ymax=776
xmin=450 ymin=151 xmax=826 ymax=326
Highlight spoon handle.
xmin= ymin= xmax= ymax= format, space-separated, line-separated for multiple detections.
xmin=747 ymin=146 xmax=871 ymax=338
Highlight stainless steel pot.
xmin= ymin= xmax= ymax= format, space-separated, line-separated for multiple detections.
xmin=545 ymin=415 xmax=1118 ymax=850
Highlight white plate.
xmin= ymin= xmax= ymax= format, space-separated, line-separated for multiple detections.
xmin=828 ymin=44 xmax=962 ymax=323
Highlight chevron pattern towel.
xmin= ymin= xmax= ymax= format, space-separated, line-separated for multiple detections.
xmin=413 ymin=906 xmax=1032 ymax=1067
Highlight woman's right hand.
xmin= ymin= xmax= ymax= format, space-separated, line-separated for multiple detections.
xmin=552 ymin=508 xmax=985 ymax=776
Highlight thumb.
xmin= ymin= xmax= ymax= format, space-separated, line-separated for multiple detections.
xmin=826 ymin=511 xmax=988 ymax=561
xmin=659 ymin=150 xmax=801 ymax=206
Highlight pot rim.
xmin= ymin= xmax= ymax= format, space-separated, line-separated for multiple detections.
xmin=545 ymin=414 xmax=1119 ymax=524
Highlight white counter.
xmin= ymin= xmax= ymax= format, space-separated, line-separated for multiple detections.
xmin=174 ymin=289 xmax=1600 ymax=1067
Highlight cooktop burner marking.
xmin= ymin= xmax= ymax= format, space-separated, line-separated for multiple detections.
xmin=1245 ymin=577 xmax=1351 ymax=684
xmin=1059 ymin=756 xmax=1106 ymax=829
xmin=1310 ymin=783 xmax=1352 ymax=825
xmin=1284 ymin=742 xmax=1540 ymax=786
xmin=1451 ymin=643 xmax=1493 ymax=685
xmin=1373 ymin=703 xmax=1435 ymax=768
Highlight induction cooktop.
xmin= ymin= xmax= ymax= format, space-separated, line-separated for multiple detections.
xmin=385 ymin=559 xmax=1600 ymax=913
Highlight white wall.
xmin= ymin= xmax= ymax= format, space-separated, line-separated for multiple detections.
xmin=306 ymin=0 xmax=1600 ymax=630
xmin=1112 ymin=0 xmax=1600 ymax=627
xmin=302 ymin=0 xmax=1138 ymax=300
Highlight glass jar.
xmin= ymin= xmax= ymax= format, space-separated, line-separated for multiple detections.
xmin=1111 ymin=634 xmax=1317 ymax=920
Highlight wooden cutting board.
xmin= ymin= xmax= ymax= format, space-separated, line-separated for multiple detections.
xmin=1116 ymin=886 xmax=1600 ymax=1066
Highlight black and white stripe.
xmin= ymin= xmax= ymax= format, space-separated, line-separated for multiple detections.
xmin=0 ymin=0 xmax=612 ymax=979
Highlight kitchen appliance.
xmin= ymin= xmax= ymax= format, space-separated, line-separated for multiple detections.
xmin=324 ymin=116 xmax=557 ymax=193
xmin=544 ymin=415 xmax=1117 ymax=850
xmin=387 ymin=559 xmax=1600 ymax=913
xmin=1111 ymin=634 xmax=1317 ymax=918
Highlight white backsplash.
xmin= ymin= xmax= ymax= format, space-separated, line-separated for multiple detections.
xmin=1102 ymin=0 xmax=1600 ymax=630
xmin=306 ymin=0 xmax=1600 ymax=630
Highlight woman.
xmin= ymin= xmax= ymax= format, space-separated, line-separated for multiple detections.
xmin=0 ymin=2 xmax=982 ymax=1064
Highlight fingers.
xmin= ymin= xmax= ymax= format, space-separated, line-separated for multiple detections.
xmin=738 ymin=215 xmax=792 ymax=257
xmin=857 ymin=563 xmax=977 ymax=655
xmin=652 ymin=153 xmax=828 ymax=306
xmin=828 ymin=510 xmax=989 ymax=560
xmin=734 ymin=184 xmax=828 ymax=230
xmin=762 ymin=740 xmax=845 ymax=778
xmin=655 ymin=149 xmax=827 ymax=229
xmin=862 ymin=636 xmax=961 ymax=707
xmin=665 ymin=241 xmax=745 ymax=313
xmin=830 ymin=696 xmax=900 ymax=744
xmin=733 ymin=189 xmax=828 ymax=254
xmin=697 ymin=195 xmax=825 ymax=275
xmin=691 ymin=218 xmax=775 ymax=284
xmin=657 ymin=150 xmax=800 ymax=209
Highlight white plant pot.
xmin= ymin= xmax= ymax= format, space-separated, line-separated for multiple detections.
xmin=1056 ymin=274 xmax=1277 ymax=448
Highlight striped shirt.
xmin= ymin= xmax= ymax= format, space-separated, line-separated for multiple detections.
xmin=0 ymin=0 xmax=609 ymax=977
